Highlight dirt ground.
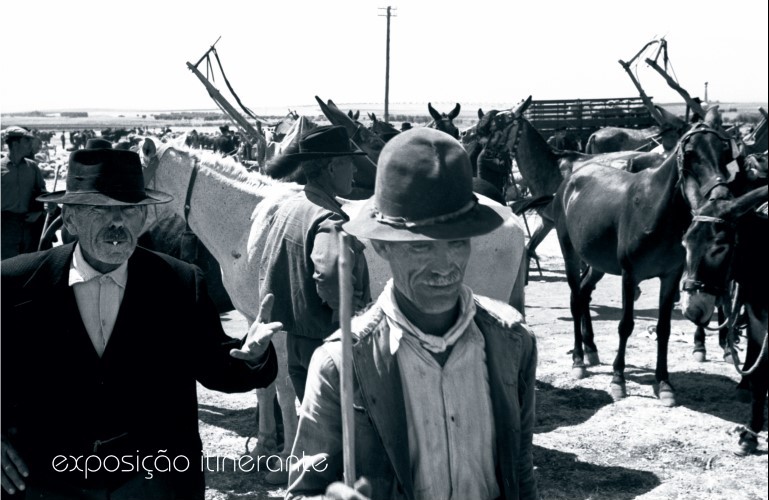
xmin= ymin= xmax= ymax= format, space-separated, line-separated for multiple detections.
xmin=31 ymin=139 xmax=767 ymax=499
xmin=198 ymin=216 xmax=767 ymax=500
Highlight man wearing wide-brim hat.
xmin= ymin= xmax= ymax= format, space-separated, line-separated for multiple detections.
xmin=1 ymin=126 xmax=56 ymax=259
xmin=1 ymin=148 xmax=281 ymax=499
xmin=261 ymin=125 xmax=372 ymax=428
xmin=287 ymin=127 xmax=538 ymax=499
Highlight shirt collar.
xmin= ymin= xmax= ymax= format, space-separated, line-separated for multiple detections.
xmin=68 ymin=243 xmax=128 ymax=288
xmin=378 ymin=279 xmax=476 ymax=355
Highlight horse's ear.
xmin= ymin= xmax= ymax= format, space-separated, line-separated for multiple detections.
xmin=142 ymin=138 xmax=157 ymax=159
xmin=428 ymin=102 xmax=441 ymax=121
xmin=478 ymin=108 xmax=484 ymax=119
xmin=348 ymin=110 xmax=354 ymax=118
xmin=354 ymin=110 xmax=360 ymax=120
xmin=449 ymin=103 xmax=461 ymax=119
xmin=704 ymin=106 xmax=722 ymax=129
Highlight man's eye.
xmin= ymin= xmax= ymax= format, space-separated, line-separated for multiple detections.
xmin=408 ymin=243 xmax=431 ymax=252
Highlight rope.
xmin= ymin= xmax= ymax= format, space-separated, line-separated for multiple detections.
xmin=726 ymin=284 xmax=769 ymax=376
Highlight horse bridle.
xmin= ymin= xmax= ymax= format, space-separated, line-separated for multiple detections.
xmin=675 ymin=124 xmax=739 ymax=201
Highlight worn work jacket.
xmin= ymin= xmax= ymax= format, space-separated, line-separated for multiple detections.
xmin=286 ymin=295 xmax=538 ymax=500
xmin=261 ymin=184 xmax=370 ymax=339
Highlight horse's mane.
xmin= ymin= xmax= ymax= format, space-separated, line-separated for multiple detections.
xmin=155 ymin=140 xmax=300 ymax=197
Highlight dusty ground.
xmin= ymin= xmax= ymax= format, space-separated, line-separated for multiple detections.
xmin=199 ymin=217 xmax=767 ymax=500
xmin=33 ymin=140 xmax=767 ymax=499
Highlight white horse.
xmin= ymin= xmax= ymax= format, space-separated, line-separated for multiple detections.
xmin=137 ymin=137 xmax=526 ymax=479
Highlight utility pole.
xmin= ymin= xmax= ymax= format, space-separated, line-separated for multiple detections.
xmin=378 ymin=6 xmax=396 ymax=122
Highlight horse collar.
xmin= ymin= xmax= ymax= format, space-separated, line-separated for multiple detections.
xmin=184 ymin=157 xmax=200 ymax=228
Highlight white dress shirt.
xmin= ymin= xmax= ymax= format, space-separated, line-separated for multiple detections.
xmin=68 ymin=244 xmax=128 ymax=357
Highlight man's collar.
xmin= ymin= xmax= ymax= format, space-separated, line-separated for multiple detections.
xmin=68 ymin=243 xmax=128 ymax=288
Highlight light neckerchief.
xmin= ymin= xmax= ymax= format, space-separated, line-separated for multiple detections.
xmin=378 ymin=279 xmax=476 ymax=355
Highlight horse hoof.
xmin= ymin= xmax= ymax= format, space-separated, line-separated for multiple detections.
xmin=571 ymin=365 xmax=588 ymax=379
xmin=655 ymin=382 xmax=677 ymax=407
xmin=693 ymin=350 xmax=707 ymax=363
xmin=734 ymin=432 xmax=758 ymax=456
xmin=610 ymin=383 xmax=626 ymax=401
xmin=586 ymin=351 xmax=600 ymax=366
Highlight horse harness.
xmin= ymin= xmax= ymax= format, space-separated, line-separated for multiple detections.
xmin=675 ymin=124 xmax=741 ymax=201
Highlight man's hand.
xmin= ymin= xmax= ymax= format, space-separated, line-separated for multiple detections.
xmin=325 ymin=478 xmax=372 ymax=500
xmin=1 ymin=435 xmax=28 ymax=495
xmin=230 ymin=294 xmax=283 ymax=363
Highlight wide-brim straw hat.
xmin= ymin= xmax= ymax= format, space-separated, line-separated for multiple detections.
xmin=38 ymin=149 xmax=173 ymax=206
xmin=344 ymin=128 xmax=503 ymax=241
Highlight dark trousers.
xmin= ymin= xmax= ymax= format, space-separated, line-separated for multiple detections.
xmin=1 ymin=213 xmax=33 ymax=260
xmin=286 ymin=334 xmax=324 ymax=403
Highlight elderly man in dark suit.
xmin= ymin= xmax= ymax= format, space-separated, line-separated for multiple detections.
xmin=1 ymin=148 xmax=282 ymax=499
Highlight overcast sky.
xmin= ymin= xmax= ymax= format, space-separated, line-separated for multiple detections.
xmin=1 ymin=0 xmax=766 ymax=114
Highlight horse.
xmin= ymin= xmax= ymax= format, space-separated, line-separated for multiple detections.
xmin=550 ymin=107 xmax=739 ymax=407
xmin=584 ymin=107 xmax=687 ymax=154
xmin=546 ymin=129 xmax=582 ymax=152
xmin=315 ymin=95 xmax=387 ymax=165
xmin=477 ymin=96 xmax=665 ymax=265
xmin=679 ymin=186 xmax=767 ymax=454
xmin=136 ymin=137 xmax=526 ymax=482
xmin=427 ymin=102 xmax=461 ymax=139
xmin=367 ymin=112 xmax=400 ymax=142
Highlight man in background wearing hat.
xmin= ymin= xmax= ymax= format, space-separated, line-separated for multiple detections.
xmin=1 ymin=126 xmax=55 ymax=259
xmin=286 ymin=127 xmax=538 ymax=500
xmin=262 ymin=125 xmax=372 ymax=407
xmin=1 ymin=148 xmax=281 ymax=499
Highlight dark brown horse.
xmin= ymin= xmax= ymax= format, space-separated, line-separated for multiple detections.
xmin=477 ymin=96 xmax=664 ymax=265
xmin=427 ymin=102 xmax=461 ymax=139
xmin=679 ymin=186 xmax=767 ymax=454
xmin=551 ymin=108 xmax=739 ymax=407
xmin=367 ymin=112 xmax=400 ymax=142
xmin=316 ymin=95 xmax=386 ymax=166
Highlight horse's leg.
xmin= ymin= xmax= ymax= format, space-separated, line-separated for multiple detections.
xmin=271 ymin=332 xmax=298 ymax=459
xmin=558 ymin=231 xmax=587 ymax=379
xmin=254 ymin=386 xmax=278 ymax=458
xmin=525 ymin=219 xmax=553 ymax=262
xmin=610 ymin=271 xmax=637 ymax=401
xmin=715 ymin=306 xmax=735 ymax=363
xmin=263 ymin=332 xmax=297 ymax=485
xmin=579 ymin=267 xmax=604 ymax=366
xmin=736 ymin=303 xmax=768 ymax=455
xmin=653 ymin=273 xmax=680 ymax=407
xmin=692 ymin=325 xmax=707 ymax=362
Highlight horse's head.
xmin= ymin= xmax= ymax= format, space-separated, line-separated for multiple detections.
xmin=316 ymin=95 xmax=386 ymax=162
xmin=427 ymin=102 xmax=461 ymax=139
xmin=675 ymin=107 xmax=743 ymax=209
xmin=680 ymin=187 xmax=767 ymax=325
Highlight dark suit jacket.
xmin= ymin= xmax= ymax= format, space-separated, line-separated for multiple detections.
xmin=1 ymin=244 xmax=277 ymax=499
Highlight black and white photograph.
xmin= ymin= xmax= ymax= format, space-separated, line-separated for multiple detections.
xmin=2 ymin=0 xmax=767 ymax=498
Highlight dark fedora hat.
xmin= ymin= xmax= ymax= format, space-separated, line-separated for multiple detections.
xmin=264 ymin=125 xmax=367 ymax=179
xmin=344 ymin=128 xmax=504 ymax=241
xmin=38 ymin=149 xmax=173 ymax=206
xmin=85 ymin=137 xmax=113 ymax=149
xmin=282 ymin=125 xmax=366 ymax=161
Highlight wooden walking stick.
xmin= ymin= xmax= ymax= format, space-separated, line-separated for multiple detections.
xmin=38 ymin=163 xmax=61 ymax=251
xmin=337 ymin=231 xmax=356 ymax=486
